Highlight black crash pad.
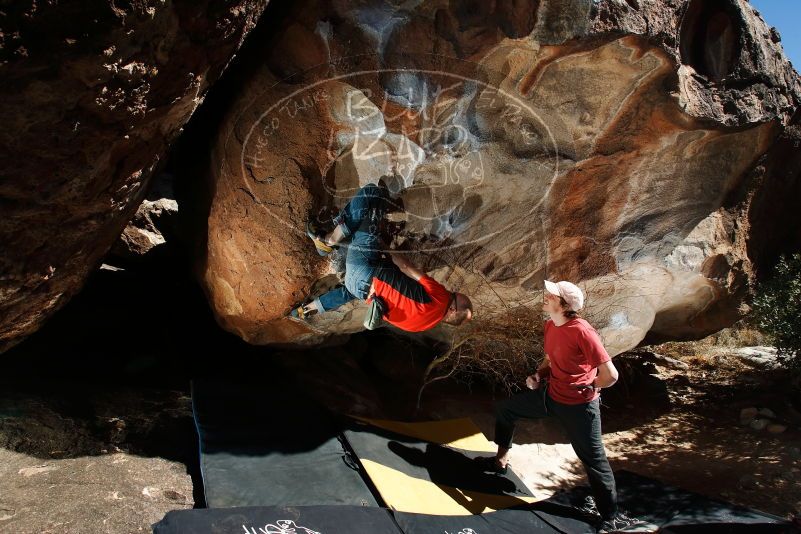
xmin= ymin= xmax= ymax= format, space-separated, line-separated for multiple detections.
xmin=191 ymin=377 xmax=377 ymax=508
xmin=533 ymin=469 xmax=791 ymax=533
xmin=153 ymin=504 xmax=402 ymax=534
xmin=393 ymin=508 xmax=559 ymax=534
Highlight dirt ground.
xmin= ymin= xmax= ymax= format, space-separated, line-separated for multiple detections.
xmin=289 ymin=328 xmax=801 ymax=522
xmin=0 ymin=386 xmax=198 ymax=534
xmin=1 ymin=329 xmax=800 ymax=533
xmin=603 ymin=351 xmax=800 ymax=521
xmin=416 ymin=343 xmax=801 ymax=523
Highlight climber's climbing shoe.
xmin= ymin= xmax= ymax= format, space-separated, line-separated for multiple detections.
xmin=289 ymin=301 xmax=318 ymax=320
xmin=306 ymin=221 xmax=335 ymax=256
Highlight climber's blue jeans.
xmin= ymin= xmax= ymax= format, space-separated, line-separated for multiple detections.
xmin=313 ymin=183 xmax=391 ymax=312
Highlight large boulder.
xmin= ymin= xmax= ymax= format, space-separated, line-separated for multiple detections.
xmin=0 ymin=0 xmax=269 ymax=352
xmin=196 ymin=0 xmax=801 ymax=353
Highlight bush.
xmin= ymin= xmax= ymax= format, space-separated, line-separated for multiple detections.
xmin=751 ymin=253 xmax=801 ymax=369
xmin=417 ymin=304 xmax=544 ymax=408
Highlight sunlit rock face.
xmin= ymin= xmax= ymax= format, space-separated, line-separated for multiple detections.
xmin=0 ymin=1 xmax=269 ymax=353
xmin=109 ymin=172 xmax=179 ymax=262
xmin=199 ymin=0 xmax=800 ymax=353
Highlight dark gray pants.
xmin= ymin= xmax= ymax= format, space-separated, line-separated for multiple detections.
xmin=494 ymin=383 xmax=618 ymax=519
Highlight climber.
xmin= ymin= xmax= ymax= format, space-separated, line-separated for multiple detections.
xmin=474 ymin=280 xmax=645 ymax=533
xmin=289 ymin=180 xmax=473 ymax=332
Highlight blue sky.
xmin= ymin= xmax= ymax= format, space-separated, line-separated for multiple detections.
xmin=750 ymin=0 xmax=801 ymax=70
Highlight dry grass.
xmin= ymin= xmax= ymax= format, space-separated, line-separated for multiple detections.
xmin=710 ymin=323 xmax=771 ymax=347
xmin=647 ymin=319 xmax=772 ymax=361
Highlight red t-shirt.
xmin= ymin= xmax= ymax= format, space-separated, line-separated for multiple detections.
xmin=370 ymin=269 xmax=451 ymax=332
xmin=543 ymin=317 xmax=611 ymax=405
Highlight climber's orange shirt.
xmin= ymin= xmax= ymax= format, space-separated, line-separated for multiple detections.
xmin=370 ymin=269 xmax=451 ymax=332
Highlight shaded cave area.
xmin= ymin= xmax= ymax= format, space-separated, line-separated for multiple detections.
xmin=680 ymin=0 xmax=742 ymax=82
xmin=0 ymin=223 xmax=670 ymax=460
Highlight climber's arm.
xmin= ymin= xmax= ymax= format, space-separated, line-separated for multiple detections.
xmin=390 ymin=251 xmax=426 ymax=281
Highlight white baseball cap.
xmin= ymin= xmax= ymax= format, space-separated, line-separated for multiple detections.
xmin=544 ymin=280 xmax=584 ymax=311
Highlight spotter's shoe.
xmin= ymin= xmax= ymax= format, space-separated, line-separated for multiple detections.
xmin=472 ymin=455 xmax=509 ymax=475
xmin=597 ymin=512 xmax=656 ymax=533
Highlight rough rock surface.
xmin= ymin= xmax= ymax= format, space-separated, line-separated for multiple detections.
xmin=0 ymin=386 xmax=196 ymax=533
xmin=0 ymin=0 xmax=269 ymax=353
xmin=0 ymin=449 xmax=193 ymax=533
xmin=731 ymin=346 xmax=781 ymax=369
xmin=109 ymin=172 xmax=179 ymax=262
xmin=194 ymin=0 xmax=801 ymax=353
